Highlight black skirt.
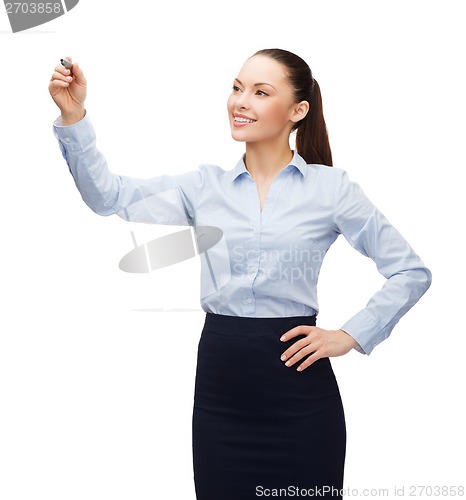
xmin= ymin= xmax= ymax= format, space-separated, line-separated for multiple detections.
xmin=192 ymin=313 xmax=346 ymax=500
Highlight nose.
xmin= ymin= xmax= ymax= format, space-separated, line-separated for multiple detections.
xmin=235 ymin=91 xmax=250 ymax=110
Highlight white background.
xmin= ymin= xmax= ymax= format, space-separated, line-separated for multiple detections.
xmin=0 ymin=1 xmax=465 ymax=498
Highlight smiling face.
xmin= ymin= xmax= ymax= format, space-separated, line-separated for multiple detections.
xmin=227 ymin=55 xmax=308 ymax=146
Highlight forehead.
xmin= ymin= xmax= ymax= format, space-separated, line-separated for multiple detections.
xmin=236 ymin=55 xmax=288 ymax=86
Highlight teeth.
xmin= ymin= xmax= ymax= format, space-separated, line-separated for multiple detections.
xmin=234 ymin=116 xmax=256 ymax=123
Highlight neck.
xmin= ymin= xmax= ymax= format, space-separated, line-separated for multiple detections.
xmin=244 ymin=139 xmax=293 ymax=182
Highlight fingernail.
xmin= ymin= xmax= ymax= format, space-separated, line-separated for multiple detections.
xmin=280 ymin=355 xmax=286 ymax=361
xmin=285 ymin=361 xmax=291 ymax=367
xmin=280 ymin=335 xmax=286 ymax=341
xmin=297 ymin=366 xmax=302 ymax=371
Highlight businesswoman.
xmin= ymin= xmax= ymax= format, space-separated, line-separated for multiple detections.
xmin=49 ymin=49 xmax=431 ymax=499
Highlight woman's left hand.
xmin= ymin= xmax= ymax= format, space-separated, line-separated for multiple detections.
xmin=279 ymin=326 xmax=358 ymax=371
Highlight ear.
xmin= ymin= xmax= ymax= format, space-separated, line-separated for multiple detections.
xmin=290 ymin=100 xmax=309 ymax=124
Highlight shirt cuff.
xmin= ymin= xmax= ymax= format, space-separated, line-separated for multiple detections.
xmin=340 ymin=309 xmax=385 ymax=356
xmin=52 ymin=110 xmax=95 ymax=152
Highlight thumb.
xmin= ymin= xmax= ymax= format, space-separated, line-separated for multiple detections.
xmin=71 ymin=62 xmax=86 ymax=83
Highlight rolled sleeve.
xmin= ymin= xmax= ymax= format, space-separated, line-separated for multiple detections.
xmin=333 ymin=170 xmax=432 ymax=355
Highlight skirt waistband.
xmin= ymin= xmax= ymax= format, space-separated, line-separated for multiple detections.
xmin=203 ymin=312 xmax=317 ymax=337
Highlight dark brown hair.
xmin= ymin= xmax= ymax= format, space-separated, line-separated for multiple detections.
xmin=253 ymin=48 xmax=333 ymax=166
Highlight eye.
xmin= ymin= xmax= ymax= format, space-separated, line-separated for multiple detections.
xmin=232 ymin=85 xmax=242 ymax=93
xmin=256 ymin=89 xmax=269 ymax=96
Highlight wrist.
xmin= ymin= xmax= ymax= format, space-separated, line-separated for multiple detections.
xmin=338 ymin=329 xmax=358 ymax=349
xmin=61 ymin=108 xmax=86 ymax=126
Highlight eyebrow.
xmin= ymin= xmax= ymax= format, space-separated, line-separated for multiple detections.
xmin=234 ymin=78 xmax=277 ymax=90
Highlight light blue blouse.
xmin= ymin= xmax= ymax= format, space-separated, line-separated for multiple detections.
xmin=52 ymin=112 xmax=432 ymax=355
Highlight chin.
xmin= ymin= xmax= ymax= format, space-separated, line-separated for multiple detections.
xmin=230 ymin=130 xmax=248 ymax=142
xmin=231 ymin=134 xmax=247 ymax=143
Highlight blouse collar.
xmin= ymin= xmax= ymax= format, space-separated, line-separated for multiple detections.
xmin=225 ymin=150 xmax=308 ymax=183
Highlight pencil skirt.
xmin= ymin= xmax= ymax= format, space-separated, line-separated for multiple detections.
xmin=192 ymin=312 xmax=346 ymax=500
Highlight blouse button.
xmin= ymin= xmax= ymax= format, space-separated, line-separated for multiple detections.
xmin=246 ymin=298 xmax=252 ymax=304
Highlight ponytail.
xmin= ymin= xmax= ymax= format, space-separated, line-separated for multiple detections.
xmin=252 ymin=48 xmax=333 ymax=167
xmin=295 ymin=79 xmax=333 ymax=166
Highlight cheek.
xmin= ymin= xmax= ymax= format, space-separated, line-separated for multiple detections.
xmin=262 ymin=104 xmax=290 ymax=127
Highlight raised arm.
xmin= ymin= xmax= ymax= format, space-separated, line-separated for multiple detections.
xmin=49 ymin=57 xmax=203 ymax=226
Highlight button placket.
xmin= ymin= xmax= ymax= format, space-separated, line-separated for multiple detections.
xmin=243 ymin=177 xmax=261 ymax=312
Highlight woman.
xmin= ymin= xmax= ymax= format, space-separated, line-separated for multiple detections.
xmin=49 ymin=48 xmax=432 ymax=499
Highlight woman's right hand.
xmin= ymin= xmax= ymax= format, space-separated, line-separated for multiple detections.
xmin=49 ymin=56 xmax=87 ymax=125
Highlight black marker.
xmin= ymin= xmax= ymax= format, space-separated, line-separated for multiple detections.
xmin=60 ymin=58 xmax=73 ymax=73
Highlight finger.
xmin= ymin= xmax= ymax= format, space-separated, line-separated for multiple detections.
xmin=283 ymin=343 xmax=316 ymax=367
xmin=70 ymin=62 xmax=86 ymax=85
xmin=55 ymin=63 xmax=69 ymax=76
xmin=280 ymin=324 xmax=314 ymax=342
xmin=55 ymin=57 xmax=74 ymax=76
xmin=296 ymin=351 xmax=321 ymax=372
xmin=280 ymin=336 xmax=311 ymax=361
xmin=48 ymin=78 xmax=70 ymax=94
xmin=51 ymin=70 xmax=72 ymax=83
